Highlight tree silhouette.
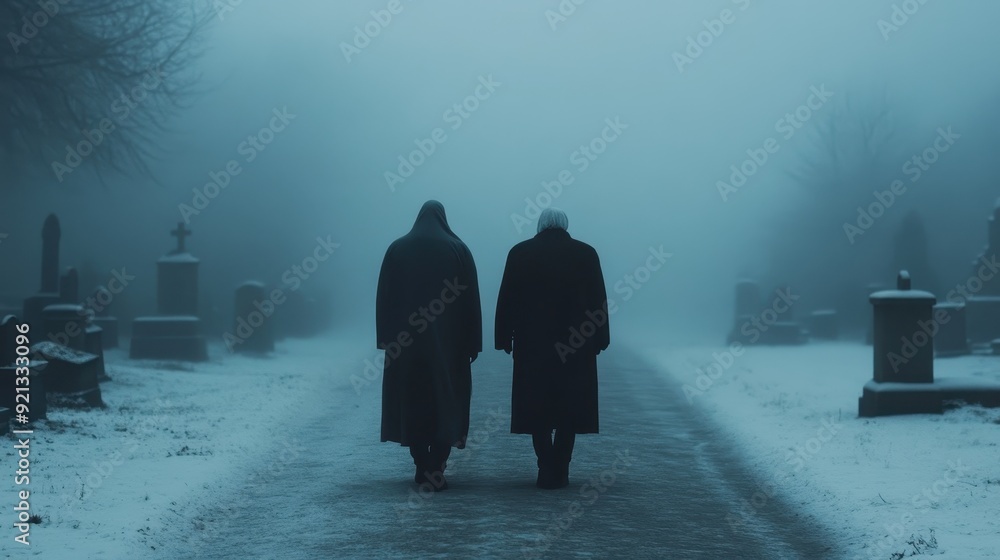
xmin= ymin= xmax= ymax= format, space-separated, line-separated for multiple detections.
xmin=1 ymin=0 xmax=212 ymax=183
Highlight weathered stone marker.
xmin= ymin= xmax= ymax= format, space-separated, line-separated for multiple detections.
xmin=859 ymin=271 xmax=1000 ymax=416
xmin=230 ymin=281 xmax=275 ymax=354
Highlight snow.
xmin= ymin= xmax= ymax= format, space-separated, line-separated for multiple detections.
xmin=626 ymin=331 xmax=1000 ymax=560
xmin=5 ymin=327 xmax=999 ymax=559
xmin=1 ymin=333 xmax=367 ymax=559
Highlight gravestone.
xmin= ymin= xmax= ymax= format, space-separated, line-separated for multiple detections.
xmin=0 ymin=315 xmax=49 ymax=421
xmin=89 ymin=286 xmax=120 ymax=349
xmin=934 ymin=303 xmax=969 ymax=357
xmin=42 ymin=304 xmax=88 ymax=351
xmin=727 ymin=280 xmax=761 ymax=344
xmin=807 ymin=310 xmax=838 ymax=340
xmin=22 ymin=214 xmax=63 ymax=330
xmin=859 ymin=271 xmax=1000 ymax=417
xmin=59 ymin=267 xmax=79 ymax=303
xmin=965 ymin=199 xmax=1000 ymax=342
xmin=229 ymin=281 xmax=275 ymax=354
xmin=31 ymin=341 xmax=103 ymax=408
xmin=129 ymin=223 xmax=208 ymax=361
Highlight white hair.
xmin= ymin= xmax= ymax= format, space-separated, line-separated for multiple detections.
xmin=537 ymin=208 xmax=569 ymax=233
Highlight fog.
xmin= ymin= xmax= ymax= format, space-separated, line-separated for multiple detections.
xmin=4 ymin=0 xmax=1000 ymax=344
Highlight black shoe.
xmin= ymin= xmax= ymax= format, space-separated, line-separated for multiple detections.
xmin=554 ymin=464 xmax=569 ymax=489
xmin=536 ymin=466 xmax=559 ymax=489
xmin=422 ymin=468 xmax=449 ymax=492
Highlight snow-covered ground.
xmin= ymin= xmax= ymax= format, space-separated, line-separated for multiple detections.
xmin=6 ymin=327 xmax=999 ymax=559
xmin=628 ymin=333 xmax=1000 ymax=560
xmin=1 ymin=331 xmax=369 ymax=560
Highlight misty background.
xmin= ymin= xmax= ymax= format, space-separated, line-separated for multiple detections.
xmin=2 ymin=0 xmax=999 ymax=345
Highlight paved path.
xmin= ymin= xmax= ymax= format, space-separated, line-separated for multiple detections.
xmin=163 ymin=346 xmax=839 ymax=559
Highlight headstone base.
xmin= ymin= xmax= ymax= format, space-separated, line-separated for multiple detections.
xmin=92 ymin=317 xmax=119 ymax=348
xmin=1 ymin=362 xmax=49 ymax=421
xmin=858 ymin=378 xmax=1000 ymax=417
xmin=964 ymin=296 xmax=1000 ymax=343
xmin=130 ymin=316 xmax=208 ymax=362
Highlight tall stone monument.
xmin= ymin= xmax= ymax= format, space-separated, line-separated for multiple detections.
xmin=130 ymin=223 xmax=208 ymax=361
xmin=22 ymin=214 xmax=63 ymax=330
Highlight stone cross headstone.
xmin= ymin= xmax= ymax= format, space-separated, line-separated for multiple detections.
xmin=157 ymin=223 xmax=199 ymax=316
xmin=129 ymin=223 xmax=208 ymax=361
xmin=870 ymin=270 xmax=935 ymax=383
xmin=230 ymin=281 xmax=275 ymax=354
xmin=171 ymin=222 xmax=191 ymax=255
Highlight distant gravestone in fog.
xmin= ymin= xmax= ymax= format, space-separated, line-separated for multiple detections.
xmin=229 ymin=281 xmax=275 ymax=354
xmin=806 ymin=310 xmax=838 ymax=340
xmin=933 ymin=303 xmax=969 ymax=357
xmin=965 ymin=200 xmax=1000 ymax=343
xmin=90 ymin=286 xmax=120 ymax=349
xmin=59 ymin=267 xmax=79 ymax=304
xmin=22 ymin=214 xmax=64 ymax=330
xmin=859 ymin=271 xmax=1000 ymax=417
xmin=129 ymin=223 xmax=208 ymax=361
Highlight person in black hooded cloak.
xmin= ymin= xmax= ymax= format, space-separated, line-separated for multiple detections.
xmin=376 ymin=200 xmax=482 ymax=491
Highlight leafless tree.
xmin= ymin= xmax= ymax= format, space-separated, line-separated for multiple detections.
xmin=1 ymin=0 xmax=213 ymax=184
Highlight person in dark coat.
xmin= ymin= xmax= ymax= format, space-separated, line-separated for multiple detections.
xmin=377 ymin=200 xmax=482 ymax=491
xmin=495 ymin=208 xmax=609 ymax=489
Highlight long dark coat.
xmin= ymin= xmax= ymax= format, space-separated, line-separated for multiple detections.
xmin=495 ymin=228 xmax=609 ymax=434
xmin=377 ymin=201 xmax=482 ymax=448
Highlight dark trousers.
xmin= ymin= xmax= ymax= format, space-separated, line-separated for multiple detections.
xmin=532 ymin=429 xmax=576 ymax=469
xmin=409 ymin=442 xmax=452 ymax=473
